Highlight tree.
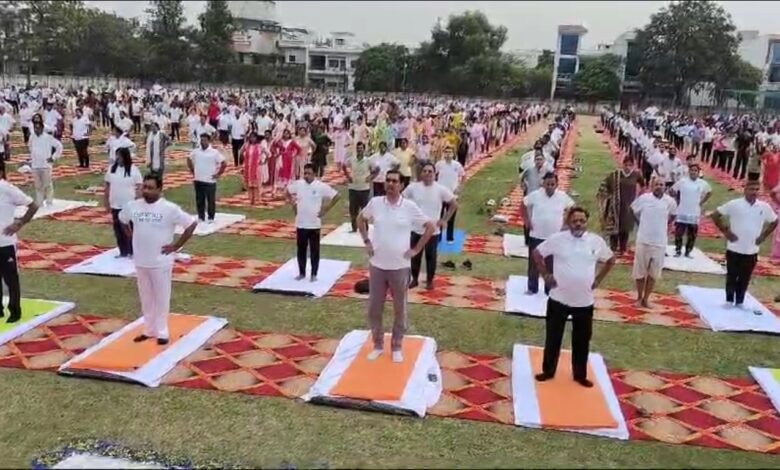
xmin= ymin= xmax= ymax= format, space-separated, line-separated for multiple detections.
xmin=196 ymin=0 xmax=235 ymax=82
xmin=633 ymin=0 xmax=740 ymax=105
xmin=573 ymin=54 xmax=622 ymax=102
xmin=144 ymin=0 xmax=191 ymax=82
xmin=353 ymin=43 xmax=409 ymax=92
xmin=536 ymin=49 xmax=554 ymax=69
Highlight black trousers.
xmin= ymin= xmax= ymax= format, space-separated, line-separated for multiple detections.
xmin=725 ymin=250 xmax=757 ymax=305
xmin=170 ymin=123 xmax=181 ymax=141
xmin=348 ymin=189 xmax=370 ymax=231
xmin=372 ymin=182 xmax=385 ymax=197
xmin=609 ymin=231 xmax=630 ymax=253
xmin=674 ymin=222 xmax=698 ymax=255
xmin=231 ymin=138 xmax=244 ymax=166
xmin=296 ymin=228 xmax=321 ymax=276
xmin=0 ymin=245 xmax=21 ymax=319
xmin=74 ymin=138 xmax=90 ymax=167
xmin=410 ymin=232 xmax=438 ymax=284
xmin=542 ymin=298 xmax=593 ymax=380
xmin=718 ymin=151 xmax=735 ymax=172
xmin=22 ymin=127 xmax=30 ymax=144
xmin=733 ymin=149 xmax=748 ymax=180
xmin=111 ymin=209 xmax=133 ymax=256
xmin=194 ymin=181 xmax=217 ymax=221
xmin=691 ymin=142 xmax=701 ymax=157
xmin=527 ymin=236 xmax=553 ymax=294
xmin=132 ymin=115 xmax=142 ymax=134
xmin=437 ymin=202 xmax=456 ymax=242
xmin=701 ymin=142 xmax=713 ymax=163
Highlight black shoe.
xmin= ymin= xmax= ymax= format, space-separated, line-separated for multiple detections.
xmin=535 ymin=372 xmax=554 ymax=382
xmin=442 ymin=260 xmax=456 ymax=270
xmin=574 ymin=377 xmax=594 ymax=388
xmin=462 ymin=259 xmax=472 ymax=271
xmin=409 ymin=279 xmax=419 ymax=289
xmin=157 ymin=338 xmax=170 ymax=346
xmin=6 ymin=314 xmax=20 ymax=324
xmin=133 ymin=334 xmax=150 ymax=343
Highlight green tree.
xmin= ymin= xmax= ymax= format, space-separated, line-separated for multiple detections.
xmin=574 ymin=54 xmax=622 ymax=102
xmin=353 ymin=43 xmax=410 ymax=92
xmin=196 ymin=0 xmax=235 ymax=83
xmin=633 ymin=0 xmax=740 ymax=105
xmin=536 ymin=49 xmax=554 ymax=69
xmin=144 ymin=0 xmax=191 ymax=82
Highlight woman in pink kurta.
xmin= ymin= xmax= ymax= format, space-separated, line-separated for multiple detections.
xmin=772 ymin=184 xmax=780 ymax=263
xmin=241 ymin=132 xmax=263 ymax=205
xmin=761 ymin=146 xmax=780 ymax=194
xmin=277 ymin=128 xmax=300 ymax=190
xmin=332 ymin=118 xmax=353 ymax=168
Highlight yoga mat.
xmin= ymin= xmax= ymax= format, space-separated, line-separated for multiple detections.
xmin=662 ymin=246 xmax=725 ymax=275
xmin=504 ymin=275 xmax=547 ymax=317
xmin=749 ymin=367 xmax=780 ymax=415
xmin=437 ymin=230 xmax=466 ymax=255
xmin=63 ymin=248 xmax=136 ymax=277
xmin=174 ymin=212 xmax=246 ymax=236
xmin=0 ymin=298 xmax=75 ymax=346
xmin=252 ymin=258 xmax=351 ymax=298
xmin=320 ymin=222 xmax=373 ymax=247
xmin=503 ymin=233 xmax=529 ymax=258
xmin=15 ymin=199 xmax=98 ymax=220
xmin=331 ymin=335 xmax=425 ymax=402
xmin=679 ymin=285 xmax=780 ymax=333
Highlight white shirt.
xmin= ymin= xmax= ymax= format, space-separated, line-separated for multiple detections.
xmin=716 ymin=198 xmax=778 ymax=255
xmin=189 ymin=145 xmax=225 ymax=183
xmin=106 ymin=135 xmax=136 ymax=165
xmin=537 ymin=231 xmax=613 ymax=308
xmin=631 ymin=193 xmax=677 ymax=247
xmin=435 ymin=159 xmax=465 ymax=192
xmin=217 ymin=113 xmax=231 ymax=131
xmin=169 ymin=107 xmax=183 ymax=122
xmin=72 ymin=115 xmax=90 ymax=140
xmin=0 ymin=180 xmax=33 ymax=247
xmin=368 ymin=152 xmax=399 ymax=183
xmin=287 ymin=179 xmax=338 ymax=229
xmin=0 ymin=113 xmax=14 ymax=133
xmin=361 ymin=196 xmax=430 ymax=270
xmin=229 ymin=114 xmax=248 ymax=140
xmin=118 ymin=198 xmax=195 ymax=268
xmin=146 ymin=131 xmax=164 ymax=170
xmin=19 ymin=107 xmax=34 ymax=128
xmin=105 ymin=165 xmax=143 ymax=209
xmin=402 ymin=182 xmax=455 ymax=234
xmin=657 ymin=157 xmax=683 ymax=183
xmin=28 ymin=131 xmax=64 ymax=169
xmin=255 ymin=116 xmax=273 ymax=135
xmin=193 ymin=122 xmax=216 ymax=141
xmin=524 ymin=188 xmax=575 ymax=239
xmin=672 ymin=177 xmax=711 ymax=222
xmin=43 ymin=109 xmax=61 ymax=129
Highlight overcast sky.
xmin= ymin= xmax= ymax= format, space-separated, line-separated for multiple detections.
xmin=86 ymin=1 xmax=779 ymax=52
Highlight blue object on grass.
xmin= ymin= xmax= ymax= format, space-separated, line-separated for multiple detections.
xmin=437 ymin=229 xmax=466 ymax=254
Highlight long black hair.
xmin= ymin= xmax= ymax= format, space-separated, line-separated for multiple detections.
xmin=111 ymin=147 xmax=133 ymax=177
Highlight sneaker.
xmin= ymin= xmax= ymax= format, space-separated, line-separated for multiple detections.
xmin=367 ymin=349 xmax=383 ymax=361
xmin=442 ymin=260 xmax=456 ymax=270
xmin=392 ymin=351 xmax=404 ymax=363
xmin=723 ymin=302 xmax=735 ymax=309
xmin=133 ymin=334 xmax=151 ymax=343
xmin=462 ymin=259 xmax=473 ymax=271
xmin=207 ymin=219 xmax=215 ymax=225
xmin=673 ymin=252 xmax=682 ymax=258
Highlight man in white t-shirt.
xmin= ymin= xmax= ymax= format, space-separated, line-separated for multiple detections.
xmin=403 ymin=162 xmax=458 ymax=290
xmin=287 ymin=163 xmax=340 ymax=281
xmin=0 ymin=106 xmax=14 ymax=160
xmin=71 ymin=108 xmax=92 ymax=168
xmin=358 ymin=169 xmax=435 ymax=363
xmin=532 ymin=207 xmax=615 ymax=387
xmin=119 ymin=173 xmax=197 ymax=344
xmin=0 ymin=164 xmax=38 ymax=323
xmin=711 ymin=181 xmax=778 ymax=310
xmin=368 ymin=141 xmax=399 ymax=197
xmin=631 ymin=177 xmax=677 ymax=308
xmin=670 ymin=163 xmax=711 ymax=257
xmin=522 ymin=172 xmax=575 ymax=295
xmin=434 ymin=146 xmax=465 ymax=243
xmin=187 ymin=133 xmax=227 ymax=223
xmin=342 ymin=141 xmax=372 ymax=232
xmin=168 ymin=104 xmax=183 ymax=141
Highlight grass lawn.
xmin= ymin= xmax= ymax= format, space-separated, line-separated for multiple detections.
xmin=2 ymin=116 xmax=779 ymax=468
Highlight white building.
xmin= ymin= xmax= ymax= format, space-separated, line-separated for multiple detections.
xmin=228 ymin=1 xmax=364 ymax=91
xmin=735 ymin=30 xmax=780 ymax=109
xmin=550 ymin=24 xmax=588 ymax=99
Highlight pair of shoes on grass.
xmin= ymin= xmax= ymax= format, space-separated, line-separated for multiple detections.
xmin=441 ymin=259 xmax=472 ymax=271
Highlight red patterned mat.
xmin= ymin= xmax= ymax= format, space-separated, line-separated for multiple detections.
xmin=219 ymin=219 xmax=336 ymax=239
xmin=75 ymin=166 xmax=240 ymax=196
xmin=0 ymin=312 xmax=778 ymax=453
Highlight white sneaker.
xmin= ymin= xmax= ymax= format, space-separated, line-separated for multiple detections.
xmin=207 ymin=219 xmax=215 ymax=225
xmin=367 ymin=349 xmax=383 ymax=361
xmin=392 ymin=351 xmax=404 ymax=363
xmin=736 ymin=303 xmax=750 ymax=312
xmin=723 ymin=302 xmax=735 ymax=309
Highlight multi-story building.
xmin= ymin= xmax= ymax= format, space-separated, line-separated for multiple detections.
xmin=549 ymin=24 xmax=588 ymax=99
xmin=736 ymin=30 xmax=780 ymax=109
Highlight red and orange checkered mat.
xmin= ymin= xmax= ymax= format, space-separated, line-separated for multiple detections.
xmin=0 ymin=312 xmax=777 ymax=454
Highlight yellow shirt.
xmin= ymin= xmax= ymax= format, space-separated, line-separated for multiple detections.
xmin=394 ymin=148 xmax=415 ymax=177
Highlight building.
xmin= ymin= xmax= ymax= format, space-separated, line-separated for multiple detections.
xmin=228 ymin=1 xmax=364 ymax=91
xmin=550 ymin=24 xmax=588 ymax=99
xmin=735 ymin=30 xmax=780 ymax=109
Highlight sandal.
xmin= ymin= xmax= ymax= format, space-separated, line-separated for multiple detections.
xmin=462 ymin=259 xmax=472 ymax=271
xmin=442 ymin=260 xmax=456 ymax=270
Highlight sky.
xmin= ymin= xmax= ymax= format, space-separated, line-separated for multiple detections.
xmin=86 ymin=1 xmax=780 ymax=52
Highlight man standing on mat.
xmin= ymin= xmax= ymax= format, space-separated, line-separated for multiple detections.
xmin=403 ymin=161 xmax=458 ymax=290
xmin=711 ymin=180 xmax=778 ymax=311
xmin=0 ymin=162 xmax=38 ymax=323
xmin=368 ymin=141 xmax=398 ymax=197
xmin=532 ymin=207 xmax=615 ymax=387
xmin=522 ymin=172 xmax=575 ymax=295
xmin=358 ymin=169 xmax=435 ymax=363
xmin=287 ymin=163 xmax=340 ymax=282
xmin=343 ymin=141 xmax=372 ymax=232
xmin=119 ymin=174 xmax=197 ymax=345
xmin=631 ymin=177 xmax=677 ymax=308
xmin=434 ymin=146 xmax=465 ymax=244
xmin=670 ymin=163 xmax=711 ymax=257
xmin=188 ymin=132 xmax=227 ymax=224
xmin=28 ymin=120 xmax=63 ymax=207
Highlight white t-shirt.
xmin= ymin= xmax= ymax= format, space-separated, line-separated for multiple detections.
xmin=230 ymin=114 xmax=249 ymax=140
xmin=118 ymin=198 xmax=196 ymax=268
xmin=716 ymin=198 xmax=778 ymax=255
xmin=672 ymin=177 xmax=711 ymax=223
xmin=189 ymin=146 xmax=225 ymax=183
xmin=72 ymin=115 xmax=90 ymax=140
xmin=435 ymin=159 xmax=465 ymax=192
xmin=524 ymin=189 xmax=575 ymax=239
xmin=0 ymin=180 xmax=34 ymax=247
xmin=287 ymin=179 xmax=338 ymax=229
xmin=361 ymin=196 xmax=430 ymax=270
xmin=368 ymin=152 xmax=399 ymax=183
xmin=105 ymin=165 xmax=143 ymax=210
xmin=631 ymin=193 xmax=677 ymax=247
xmin=217 ymin=113 xmax=231 ymax=131
xmin=402 ymin=182 xmax=455 ymax=234
xmin=537 ymin=231 xmax=613 ymax=308
xmin=255 ymin=116 xmax=273 ymax=135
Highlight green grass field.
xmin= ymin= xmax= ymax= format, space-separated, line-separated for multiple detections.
xmin=2 ymin=116 xmax=779 ymax=468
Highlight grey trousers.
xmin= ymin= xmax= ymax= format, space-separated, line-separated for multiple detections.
xmin=31 ymin=168 xmax=54 ymax=206
xmin=368 ymin=264 xmax=409 ymax=351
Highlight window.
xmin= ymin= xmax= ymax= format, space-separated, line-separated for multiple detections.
xmin=328 ymin=59 xmax=341 ymax=69
xmin=557 ymin=57 xmax=577 ymax=75
xmin=769 ymin=64 xmax=780 ymax=84
xmin=771 ymin=42 xmax=780 ymax=64
xmin=624 ymin=40 xmax=641 ymax=79
xmin=335 ymin=38 xmax=345 ymax=46
xmin=309 ymin=55 xmax=326 ymax=70
xmin=559 ymin=34 xmax=579 ymax=56
xmin=288 ymin=55 xmax=296 ymax=63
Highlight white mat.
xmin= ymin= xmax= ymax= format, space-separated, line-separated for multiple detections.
xmin=253 ymin=258 xmax=350 ymax=298
xmin=53 ymin=453 xmax=164 ymax=469
xmin=662 ymin=246 xmax=725 ymax=275
xmin=512 ymin=344 xmax=629 ymax=440
xmin=303 ymin=330 xmax=442 ymax=418
xmin=503 ymin=233 xmax=529 ymax=258
xmin=0 ymin=298 xmax=75 ymax=346
xmin=15 ymin=199 xmax=98 ymax=219
xmin=679 ymin=285 xmax=780 ymax=333
xmin=504 ymin=275 xmax=547 ymax=317
xmin=748 ymin=367 xmax=780 ymax=414
xmin=63 ymin=248 xmax=190 ymax=278
xmin=58 ymin=314 xmax=227 ymax=387
xmin=175 ymin=212 xmax=245 ymax=236
xmin=321 ymin=222 xmax=373 ymax=247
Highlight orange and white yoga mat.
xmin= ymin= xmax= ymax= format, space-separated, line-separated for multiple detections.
xmin=59 ymin=314 xmax=227 ymax=387
xmin=511 ymin=344 xmax=629 ymax=440
xmin=303 ymin=330 xmax=442 ymax=417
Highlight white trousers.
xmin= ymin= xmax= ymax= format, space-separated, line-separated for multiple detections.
xmin=136 ymin=265 xmax=173 ymax=339
xmin=31 ymin=168 xmax=53 ymax=206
